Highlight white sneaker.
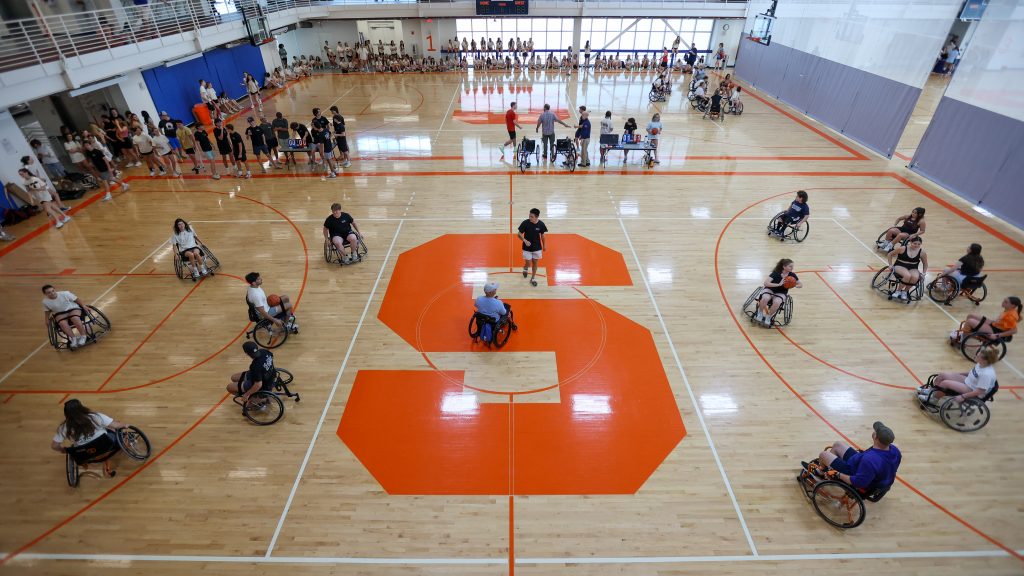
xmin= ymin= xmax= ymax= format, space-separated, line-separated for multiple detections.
xmin=62 ymin=215 xmax=72 ymax=223
xmin=342 ymin=160 xmax=351 ymax=168
xmin=882 ymin=242 xmax=893 ymax=252
xmin=102 ymin=193 xmax=112 ymax=202
xmin=159 ymin=171 xmax=167 ymax=176
xmin=327 ymin=172 xmax=336 ymax=179
xmin=245 ymin=171 xmax=252 ymax=179
xmin=76 ymin=335 xmax=87 ymax=346
xmin=174 ymin=171 xmax=182 ymax=177
xmin=212 ymin=174 xmax=221 ymax=180
xmin=55 ymin=220 xmax=64 ymax=229
xmin=149 ymin=170 xmax=156 ymax=176
xmin=122 ymin=183 xmax=130 ymax=191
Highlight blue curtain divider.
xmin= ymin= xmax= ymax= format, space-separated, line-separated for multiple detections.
xmin=142 ymin=43 xmax=266 ymax=124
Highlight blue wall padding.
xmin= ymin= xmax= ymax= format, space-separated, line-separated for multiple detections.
xmin=141 ymin=43 xmax=266 ymax=123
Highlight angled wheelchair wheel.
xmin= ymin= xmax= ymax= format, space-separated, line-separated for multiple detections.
xmin=85 ymin=306 xmax=111 ymax=333
xmin=66 ymin=452 xmax=80 ymax=487
xmin=792 ymin=220 xmax=809 ymax=242
xmin=741 ymin=288 xmax=765 ymax=320
xmin=939 ymin=396 xmax=991 ymax=432
xmin=493 ymin=320 xmax=514 ymax=348
xmin=201 ymin=245 xmax=221 ymax=272
xmin=648 ymin=89 xmax=658 ymax=102
xmin=48 ymin=318 xmax=66 ymax=350
xmin=960 ymin=334 xmax=1007 ymax=362
xmin=173 ymin=251 xmax=186 ymax=279
xmin=965 ymin=283 xmax=987 ymax=305
xmin=355 ymin=237 xmax=369 ymax=258
xmin=323 ymin=239 xmax=339 ymax=264
xmin=252 ymin=319 xmax=288 ymax=349
xmin=468 ymin=315 xmax=482 ymax=340
xmin=117 ymin=426 xmax=151 ymax=461
xmin=871 ymin=268 xmax=892 ymax=293
xmin=779 ymin=295 xmax=794 ymax=327
xmin=767 ymin=212 xmax=784 ymax=237
xmin=567 ymin=148 xmax=577 ymax=172
xmin=732 ymin=100 xmax=743 ymax=115
xmin=811 ymin=480 xmax=866 ymax=529
xmin=275 ymin=368 xmax=294 ymax=387
xmin=928 ymin=277 xmax=956 ymax=304
xmin=243 ymin=391 xmax=285 ymax=425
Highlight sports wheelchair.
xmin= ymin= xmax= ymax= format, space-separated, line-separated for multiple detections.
xmin=65 ymin=426 xmax=151 ymax=487
xmin=48 ymin=305 xmax=111 ymax=350
xmin=917 ymin=373 xmax=998 ymax=432
xmin=691 ymin=95 xmax=709 ymax=112
xmin=516 ymin=138 xmax=538 ymax=173
xmin=797 ymin=458 xmax=888 ymax=529
xmin=232 ymin=368 xmax=299 ymax=425
xmin=741 ymin=287 xmax=794 ymax=328
xmin=323 ymin=235 xmax=368 ymax=265
xmin=874 ymin=230 xmax=910 ymax=253
xmin=173 ymin=241 xmax=220 ymax=281
xmin=468 ymin=307 xmax=518 ymax=349
xmin=703 ymin=98 xmax=724 ymax=122
xmin=725 ymin=99 xmax=743 ymax=115
xmin=554 ymin=137 xmax=577 ymax=172
xmin=245 ymin=298 xmax=298 ymax=349
xmin=767 ymin=212 xmax=809 ymax=242
xmin=952 ymin=324 xmax=1010 ymax=363
xmin=928 ymin=274 xmax=987 ymax=306
xmin=648 ymin=86 xmax=668 ymax=102
xmin=870 ymin=266 xmax=924 ymax=303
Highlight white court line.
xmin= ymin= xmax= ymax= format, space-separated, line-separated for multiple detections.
xmin=0 ymin=240 xmax=169 ymax=386
xmin=432 ymin=81 xmax=462 ymax=144
xmin=8 ymin=549 xmax=1020 ymax=565
xmin=264 ymin=220 xmax=404 ymax=558
xmin=617 ymin=217 xmax=759 ymax=556
xmin=829 ymin=218 xmax=1024 ymax=380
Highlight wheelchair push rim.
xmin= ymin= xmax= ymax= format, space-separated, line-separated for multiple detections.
xmin=939 ymin=396 xmax=991 ymax=432
xmin=251 ymin=320 xmax=288 ymax=349
xmin=811 ymin=480 xmax=866 ymax=529
xmin=66 ymin=452 xmax=80 ymax=487
xmin=928 ymin=276 xmax=957 ymax=304
xmin=960 ymin=334 xmax=1007 ymax=362
xmin=243 ymin=391 xmax=285 ymax=425
xmin=117 ymin=425 xmax=152 ymax=461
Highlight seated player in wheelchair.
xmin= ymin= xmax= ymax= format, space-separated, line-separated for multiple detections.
xmin=770 ymin=190 xmax=809 ymax=238
xmin=918 ymin=346 xmax=999 ymax=405
xmin=877 ymin=207 xmax=925 ymax=252
xmin=172 ymin=218 xmax=214 ymax=280
xmin=475 ymin=281 xmax=512 ymax=326
xmin=50 ymin=399 xmax=129 ymax=478
xmin=245 ymin=272 xmax=298 ymax=334
xmin=651 ymin=74 xmax=669 ymax=98
xmin=705 ymin=88 xmax=724 ymax=120
xmin=753 ymin=258 xmax=800 ymax=328
xmin=884 ymin=236 xmax=928 ymax=301
xmin=939 ymin=243 xmax=985 ymax=287
xmin=323 ymin=202 xmax=364 ymax=264
xmin=42 ymin=284 xmax=93 ymax=349
xmin=691 ymin=80 xmax=709 ymax=109
xmin=228 ymin=341 xmax=277 ymax=403
xmin=949 ymin=296 xmax=1020 ymax=346
xmin=812 ymin=421 xmax=901 ymax=498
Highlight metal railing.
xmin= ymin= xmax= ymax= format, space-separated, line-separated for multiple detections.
xmin=0 ymin=0 xmax=744 ymax=77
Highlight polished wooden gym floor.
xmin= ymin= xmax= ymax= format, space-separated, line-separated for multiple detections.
xmin=1 ymin=68 xmax=1022 ymax=576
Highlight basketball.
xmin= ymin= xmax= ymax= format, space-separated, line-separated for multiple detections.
xmin=268 ymin=294 xmax=282 ymax=307
xmin=782 ymin=276 xmax=797 ymax=289
xmin=650 ymin=127 xmax=660 ymax=135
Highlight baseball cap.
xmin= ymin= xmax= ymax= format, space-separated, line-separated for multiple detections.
xmin=873 ymin=421 xmax=895 ymax=445
xmin=484 ymin=281 xmax=499 ymax=293
xmin=242 ymin=341 xmax=259 ymax=355
xmin=160 ymin=111 xmax=168 ymax=115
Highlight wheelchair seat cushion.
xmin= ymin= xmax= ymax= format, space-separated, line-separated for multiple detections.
xmin=68 ymin=430 xmax=119 ymax=465
xmin=555 ymin=138 xmax=573 ymax=151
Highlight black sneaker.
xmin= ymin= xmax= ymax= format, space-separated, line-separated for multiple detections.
xmin=522 ymin=267 xmax=528 ymax=278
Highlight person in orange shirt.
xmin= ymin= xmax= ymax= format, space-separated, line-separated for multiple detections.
xmin=952 ymin=296 xmax=1021 ymax=344
xmin=500 ymin=101 xmax=523 ymax=156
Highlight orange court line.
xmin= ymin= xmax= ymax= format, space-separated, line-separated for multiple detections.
xmin=775 ymin=327 xmax=914 ymax=390
xmin=0 ymin=393 xmax=234 ymax=567
xmin=814 ymin=271 xmax=924 ymax=386
xmin=713 ymin=189 xmax=1023 ymax=561
xmin=893 ymin=152 xmax=913 ymax=161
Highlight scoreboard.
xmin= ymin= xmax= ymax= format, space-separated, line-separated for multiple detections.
xmin=476 ymin=0 xmax=528 ymax=16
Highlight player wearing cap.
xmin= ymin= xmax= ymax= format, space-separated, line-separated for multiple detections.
xmin=227 ymin=341 xmax=276 ymax=402
xmin=818 ymin=422 xmax=902 ymax=494
xmin=475 ymin=281 xmax=511 ymax=321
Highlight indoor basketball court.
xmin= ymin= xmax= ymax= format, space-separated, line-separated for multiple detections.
xmin=1 ymin=6 xmax=1022 ymax=575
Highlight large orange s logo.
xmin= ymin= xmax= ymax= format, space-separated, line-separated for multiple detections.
xmin=338 ymin=234 xmax=685 ymax=495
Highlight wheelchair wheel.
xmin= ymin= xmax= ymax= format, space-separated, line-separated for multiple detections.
xmin=811 ymin=480 xmax=866 ymax=529
xmin=323 ymin=239 xmax=338 ymax=264
xmin=767 ymin=212 xmax=784 ymax=237
xmin=48 ymin=318 xmax=65 ymax=349
xmin=780 ymin=296 xmax=794 ymax=327
xmin=117 ymin=426 xmax=151 ymax=461
xmin=732 ymin=100 xmax=743 ymax=115
xmin=939 ymin=396 xmax=991 ymax=432
xmin=355 ymin=237 xmax=369 ymax=258
xmin=648 ymin=89 xmax=658 ymax=103
xmin=275 ymin=368 xmax=294 ymax=387
xmin=202 ymin=246 xmax=221 ymax=272
xmin=252 ymin=319 xmax=288 ymax=349
xmin=173 ymin=251 xmax=186 ymax=279
xmin=84 ymin=306 xmax=111 ymax=342
xmin=468 ymin=315 xmax=482 ymax=340
xmin=792 ymin=220 xmax=809 ymax=243
xmin=928 ymin=277 xmax=957 ymax=304
xmin=960 ymin=333 xmax=1007 ymax=362
xmin=243 ymin=391 xmax=285 ymax=425
xmin=870 ymin=268 xmax=892 ymax=293
xmin=66 ymin=453 xmax=80 ymax=487
xmin=741 ymin=288 xmax=762 ymax=320
xmin=567 ymin=148 xmax=577 ymax=172
xmin=964 ymin=283 xmax=987 ymax=305
xmin=494 ymin=319 xmax=514 ymax=348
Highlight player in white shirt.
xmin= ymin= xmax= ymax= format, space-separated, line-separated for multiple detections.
xmin=245 ymin=272 xmax=299 ymax=335
xmin=51 ymin=399 xmax=129 ymax=477
xmin=41 ymin=284 xmax=92 ymax=347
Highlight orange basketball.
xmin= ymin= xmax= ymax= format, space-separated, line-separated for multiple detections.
xmin=782 ymin=276 xmax=797 ymax=289
xmin=650 ymin=127 xmax=660 ymax=135
xmin=268 ymin=294 xmax=282 ymax=307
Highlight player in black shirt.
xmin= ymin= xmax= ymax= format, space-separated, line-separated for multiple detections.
xmin=290 ymin=122 xmax=314 ymax=166
xmin=329 ymin=105 xmax=352 ymax=168
xmin=258 ymin=116 xmax=282 ymax=168
xmin=517 ymin=207 xmax=548 ymax=286
xmin=228 ymin=341 xmax=276 ymax=402
xmin=310 ymin=123 xmax=338 ymax=178
xmin=225 ymin=123 xmax=251 ymax=179
xmin=245 ymin=116 xmax=274 ymax=173
xmin=157 ymin=111 xmax=185 ymax=161
xmin=192 ymin=124 xmax=221 ymax=180
xmin=323 ymin=202 xmax=363 ymax=264
xmin=83 ymin=141 xmax=128 ymax=201
xmin=310 ymin=107 xmax=330 ymax=165
xmin=213 ymin=119 xmax=233 ymax=172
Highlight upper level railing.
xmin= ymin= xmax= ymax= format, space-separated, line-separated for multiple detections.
xmin=0 ymin=0 xmax=745 ymax=76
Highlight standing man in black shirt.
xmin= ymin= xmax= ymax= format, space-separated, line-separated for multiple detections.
xmin=517 ymin=207 xmax=548 ymax=287
xmin=225 ymin=123 xmax=251 ymax=179
xmin=329 ymin=105 xmax=352 ymax=168
xmin=323 ymin=202 xmax=363 ymax=264
xmin=310 ymin=107 xmax=330 ymax=167
xmin=83 ymin=140 xmax=129 ymax=201
xmin=192 ymin=123 xmax=220 ymax=180
xmin=245 ymin=116 xmax=275 ymax=173
xmin=213 ymin=119 xmax=233 ymax=173
xmin=310 ymin=122 xmax=338 ymax=178
xmin=158 ymin=111 xmax=185 ymax=161
xmin=272 ymin=112 xmax=291 ymax=164
xmin=259 ymin=116 xmax=281 ymax=169
xmin=228 ymin=341 xmax=276 ymax=403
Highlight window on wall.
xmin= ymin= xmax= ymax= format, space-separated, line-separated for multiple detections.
xmin=581 ymin=18 xmax=715 ymax=53
xmin=455 ymin=18 xmax=575 ymax=51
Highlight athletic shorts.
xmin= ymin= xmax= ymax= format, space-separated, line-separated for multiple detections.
xmin=268 ymin=138 xmax=279 ymax=149
xmin=179 ymin=247 xmax=200 ymax=259
xmin=98 ymin=171 xmax=113 ymax=182
xmin=252 ymin=145 xmax=269 ymax=155
xmin=507 ymin=130 xmax=516 ymax=140
xmin=140 ymin=150 xmax=153 ymax=156
xmin=268 ymin=305 xmax=282 ymax=317
xmin=233 ymin=152 xmax=246 ymax=161
xmin=202 ymin=150 xmax=214 ymax=159
xmin=184 ymin=147 xmax=195 ymax=155
xmin=523 ymin=250 xmax=542 ymax=261
xmin=335 ymin=137 xmax=349 ymax=153
xmin=168 ymin=137 xmax=181 ymax=149
xmin=829 ymin=448 xmax=858 ymax=475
